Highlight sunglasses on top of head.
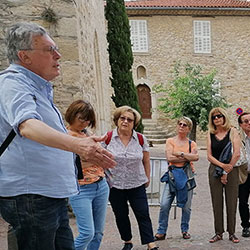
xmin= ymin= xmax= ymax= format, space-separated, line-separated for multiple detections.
xmin=212 ymin=114 xmax=224 ymax=120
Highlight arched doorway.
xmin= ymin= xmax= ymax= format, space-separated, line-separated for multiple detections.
xmin=137 ymin=84 xmax=152 ymax=119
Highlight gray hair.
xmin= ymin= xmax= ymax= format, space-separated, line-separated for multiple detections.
xmin=5 ymin=22 xmax=48 ymax=63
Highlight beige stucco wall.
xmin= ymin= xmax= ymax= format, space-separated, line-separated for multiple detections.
xmin=0 ymin=0 xmax=112 ymax=134
xmin=129 ymin=13 xmax=250 ymax=137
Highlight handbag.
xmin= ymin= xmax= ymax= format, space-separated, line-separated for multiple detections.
xmin=235 ymin=141 xmax=247 ymax=167
xmin=236 ymin=141 xmax=248 ymax=184
xmin=213 ymin=140 xmax=232 ymax=178
xmin=230 ymin=128 xmax=248 ymax=184
xmin=218 ymin=141 xmax=232 ymax=164
xmin=239 ymin=162 xmax=248 ymax=185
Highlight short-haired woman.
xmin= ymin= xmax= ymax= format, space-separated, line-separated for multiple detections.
xmin=207 ymin=107 xmax=240 ymax=243
xmin=154 ymin=117 xmax=199 ymax=241
xmin=65 ymin=100 xmax=109 ymax=250
xmin=102 ymin=105 xmax=158 ymax=250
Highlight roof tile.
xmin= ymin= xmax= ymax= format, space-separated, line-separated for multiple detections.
xmin=125 ymin=0 xmax=250 ymax=8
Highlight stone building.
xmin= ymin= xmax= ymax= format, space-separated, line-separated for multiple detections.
xmin=0 ymin=0 xmax=112 ymax=135
xmin=1 ymin=0 xmax=250 ymax=138
xmin=125 ymin=0 xmax=250 ymax=133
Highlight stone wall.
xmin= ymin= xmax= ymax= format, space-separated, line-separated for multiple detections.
xmin=129 ymin=13 xmax=250 ymax=138
xmin=0 ymin=0 xmax=113 ymax=134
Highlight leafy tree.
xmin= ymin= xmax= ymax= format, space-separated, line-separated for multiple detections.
xmin=105 ymin=0 xmax=143 ymax=132
xmin=153 ymin=62 xmax=229 ymax=141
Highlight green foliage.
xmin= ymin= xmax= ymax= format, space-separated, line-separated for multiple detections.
xmin=153 ymin=62 xmax=229 ymax=139
xmin=105 ymin=0 xmax=143 ymax=132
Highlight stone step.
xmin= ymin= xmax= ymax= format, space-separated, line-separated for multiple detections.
xmin=147 ymin=138 xmax=166 ymax=144
xmin=142 ymin=119 xmax=157 ymax=123
xmin=145 ymin=134 xmax=167 ymax=139
xmin=144 ymin=126 xmax=165 ymax=131
xmin=144 ymin=130 xmax=167 ymax=136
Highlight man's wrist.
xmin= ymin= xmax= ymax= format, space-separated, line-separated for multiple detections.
xmin=180 ymin=152 xmax=184 ymax=158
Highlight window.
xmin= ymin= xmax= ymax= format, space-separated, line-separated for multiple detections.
xmin=137 ymin=65 xmax=147 ymax=79
xmin=193 ymin=21 xmax=211 ymax=54
xmin=129 ymin=20 xmax=148 ymax=52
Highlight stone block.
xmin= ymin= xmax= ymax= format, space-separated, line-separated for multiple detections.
xmin=57 ymin=17 xmax=77 ymax=37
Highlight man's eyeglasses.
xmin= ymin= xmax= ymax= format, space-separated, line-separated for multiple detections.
xmin=119 ymin=116 xmax=134 ymax=123
xmin=212 ymin=114 xmax=224 ymax=120
xmin=20 ymin=45 xmax=60 ymax=55
xmin=242 ymin=119 xmax=250 ymax=124
xmin=178 ymin=122 xmax=188 ymax=127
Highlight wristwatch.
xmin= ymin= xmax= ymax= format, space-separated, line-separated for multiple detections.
xmin=180 ymin=152 xmax=184 ymax=158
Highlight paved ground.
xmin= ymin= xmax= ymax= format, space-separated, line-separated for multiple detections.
xmin=1 ymin=141 xmax=250 ymax=249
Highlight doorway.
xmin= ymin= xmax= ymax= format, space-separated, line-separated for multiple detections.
xmin=137 ymin=84 xmax=152 ymax=119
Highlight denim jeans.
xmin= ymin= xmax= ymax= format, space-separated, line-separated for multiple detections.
xmin=157 ymin=183 xmax=193 ymax=234
xmin=69 ymin=178 xmax=109 ymax=250
xmin=0 ymin=194 xmax=75 ymax=250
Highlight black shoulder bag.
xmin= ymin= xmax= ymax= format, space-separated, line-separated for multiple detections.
xmin=0 ymin=129 xmax=16 ymax=156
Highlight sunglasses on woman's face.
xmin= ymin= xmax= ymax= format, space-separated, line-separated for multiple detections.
xmin=119 ymin=116 xmax=134 ymax=123
xmin=212 ymin=114 xmax=224 ymax=120
xmin=178 ymin=122 xmax=188 ymax=127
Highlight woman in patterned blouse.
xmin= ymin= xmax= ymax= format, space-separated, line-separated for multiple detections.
xmin=102 ymin=106 xmax=158 ymax=250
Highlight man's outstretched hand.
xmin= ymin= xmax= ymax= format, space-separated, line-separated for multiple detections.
xmin=76 ymin=135 xmax=116 ymax=169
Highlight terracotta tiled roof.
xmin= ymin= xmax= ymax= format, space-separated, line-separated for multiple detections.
xmin=125 ymin=0 xmax=250 ymax=8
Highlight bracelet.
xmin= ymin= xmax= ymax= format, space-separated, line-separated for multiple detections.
xmin=222 ymin=170 xmax=228 ymax=175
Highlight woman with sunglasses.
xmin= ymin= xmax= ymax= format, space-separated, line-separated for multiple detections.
xmin=207 ymin=107 xmax=240 ymax=243
xmin=65 ymin=100 xmax=110 ymax=250
xmin=154 ymin=117 xmax=198 ymax=241
xmin=102 ymin=106 xmax=158 ymax=250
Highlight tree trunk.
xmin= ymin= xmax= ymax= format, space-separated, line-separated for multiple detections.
xmin=189 ymin=120 xmax=197 ymax=142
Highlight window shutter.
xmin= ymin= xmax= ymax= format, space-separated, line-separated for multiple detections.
xmin=129 ymin=20 xmax=148 ymax=52
xmin=193 ymin=21 xmax=211 ymax=53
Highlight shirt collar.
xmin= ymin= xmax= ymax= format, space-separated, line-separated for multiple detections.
xmin=9 ymin=64 xmax=52 ymax=91
xmin=114 ymin=128 xmax=137 ymax=139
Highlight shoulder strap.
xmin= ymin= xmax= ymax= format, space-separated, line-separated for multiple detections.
xmin=105 ymin=130 xmax=144 ymax=147
xmin=0 ymin=69 xmax=19 ymax=76
xmin=0 ymin=129 xmax=16 ymax=156
xmin=188 ymin=139 xmax=192 ymax=153
xmin=105 ymin=131 xmax=113 ymax=145
xmin=137 ymin=132 xmax=144 ymax=147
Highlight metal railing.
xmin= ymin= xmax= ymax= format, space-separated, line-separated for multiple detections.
xmin=147 ymin=157 xmax=168 ymax=206
xmin=147 ymin=157 xmax=177 ymax=219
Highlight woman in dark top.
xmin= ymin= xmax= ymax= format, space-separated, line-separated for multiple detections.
xmin=207 ymin=107 xmax=240 ymax=243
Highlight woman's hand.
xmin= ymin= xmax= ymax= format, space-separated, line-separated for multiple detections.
xmin=221 ymin=174 xmax=228 ymax=185
xmin=145 ymin=180 xmax=150 ymax=188
xmin=191 ymin=165 xmax=195 ymax=173
xmin=221 ymin=163 xmax=233 ymax=173
xmin=173 ymin=151 xmax=183 ymax=158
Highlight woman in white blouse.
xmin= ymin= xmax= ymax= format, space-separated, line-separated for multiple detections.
xmin=102 ymin=106 xmax=158 ymax=250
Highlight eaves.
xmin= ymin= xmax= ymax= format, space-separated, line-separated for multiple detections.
xmin=126 ymin=7 xmax=250 ymax=17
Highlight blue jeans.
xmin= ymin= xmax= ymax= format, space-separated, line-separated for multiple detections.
xmin=69 ymin=178 xmax=109 ymax=250
xmin=0 ymin=194 xmax=75 ymax=250
xmin=157 ymin=183 xmax=193 ymax=234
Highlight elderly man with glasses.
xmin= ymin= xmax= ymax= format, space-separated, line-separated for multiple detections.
xmin=0 ymin=22 xmax=116 ymax=250
xmin=238 ymin=112 xmax=250 ymax=238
